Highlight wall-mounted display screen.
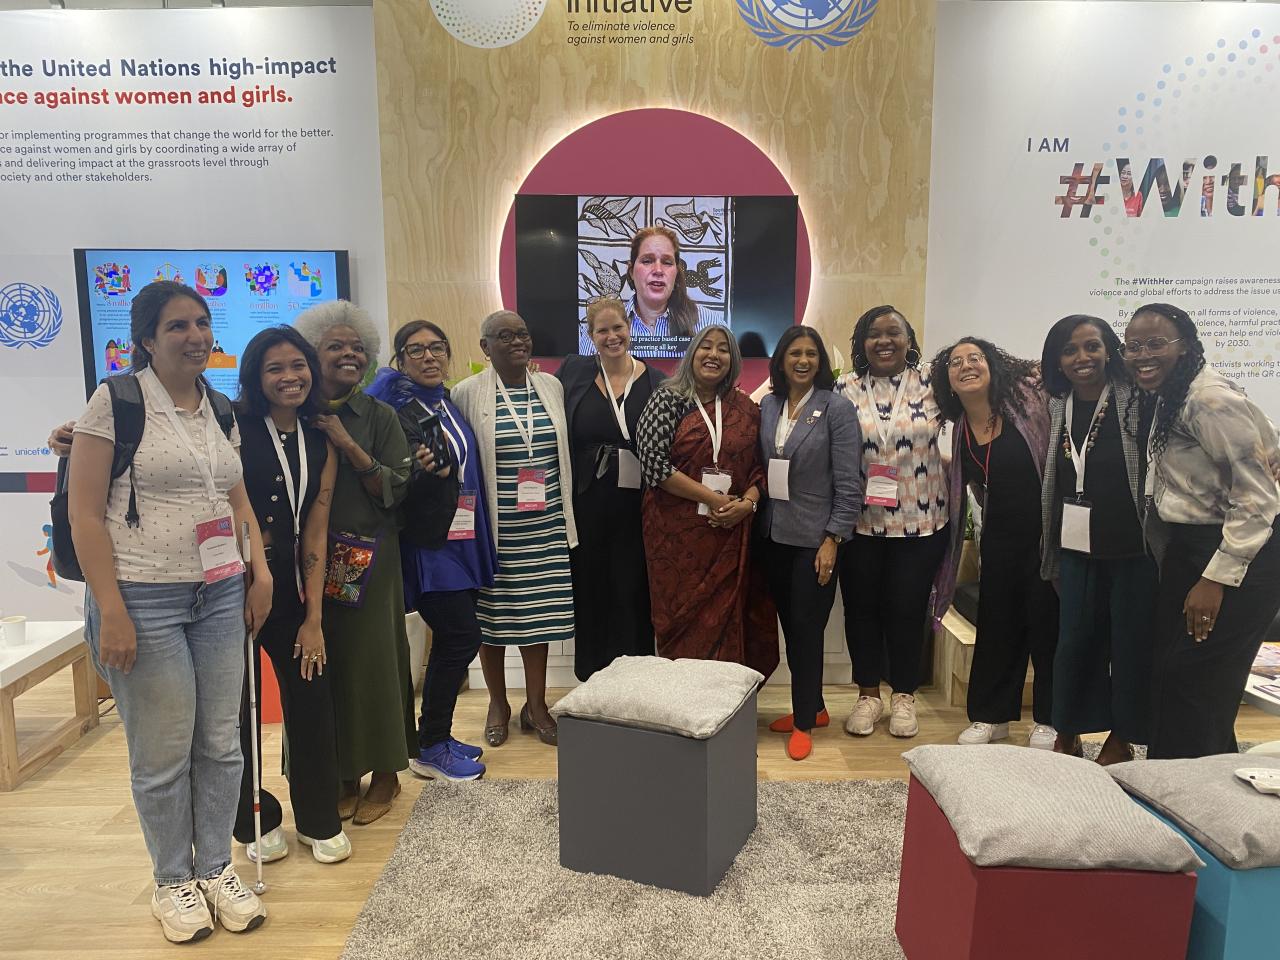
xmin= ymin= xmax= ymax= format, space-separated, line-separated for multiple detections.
xmin=74 ymin=248 xmax=350 ymax=398
xmin=515 ymin=194 xmax=797 ymax=359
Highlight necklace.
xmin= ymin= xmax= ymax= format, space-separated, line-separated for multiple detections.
xmin=1062 ymin=392 xmax=1110 ymax=460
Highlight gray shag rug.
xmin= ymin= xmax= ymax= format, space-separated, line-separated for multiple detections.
xmin=341 ymin=779 xmax=909 ymax=960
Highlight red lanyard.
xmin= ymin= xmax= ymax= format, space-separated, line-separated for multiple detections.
xmin=964 ymin=419 xmax=994 ymax=484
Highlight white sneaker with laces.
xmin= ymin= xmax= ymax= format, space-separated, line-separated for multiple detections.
xmin=957 ymin=721 xmax=1009 ymax=745
xmin=245 ymin=825 xmax=289 ymax=864
xmin=888 ymin=693 xmax=919 ymax=738
xmin=298 ymin=830 xmax=352 ymax=864
xmin=844 ymin=696 xmax=885 ymax=736
xmin=151 ymin=881 xmax=214 ymax=944
xmin=1028 ymin=724 xmax=1058 ymax=751
xmin=198 ymin=864 xmax=267 ymax=933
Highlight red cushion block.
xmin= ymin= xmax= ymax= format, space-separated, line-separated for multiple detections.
xmin=895 ymin=776 xmax=1197 ymax=960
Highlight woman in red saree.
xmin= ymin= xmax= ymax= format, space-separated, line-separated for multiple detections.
xmin=635 ymin=325 xmax=779 ymax=677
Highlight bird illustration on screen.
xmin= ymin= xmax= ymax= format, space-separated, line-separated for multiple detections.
xmin=655 ymin=199 xmax=724 ymax=245
xmin=578 ymin=249 xmax=627 ymax=300
xmin=681 ymin=257 xmax=723 ymax=299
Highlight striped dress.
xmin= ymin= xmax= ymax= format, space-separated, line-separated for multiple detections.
xmin=476 ymin=382 xmax=576 ymax=646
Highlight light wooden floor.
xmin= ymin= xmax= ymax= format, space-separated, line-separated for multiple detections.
xmin=3 ymin=669 xmax=1277 ymax=959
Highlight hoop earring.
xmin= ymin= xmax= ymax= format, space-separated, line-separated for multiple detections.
xmin=905 ymin=348 xmax=921 ymax=367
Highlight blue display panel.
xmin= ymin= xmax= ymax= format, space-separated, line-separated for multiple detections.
xmin=74 ymin=248 xmax=350 ymax=398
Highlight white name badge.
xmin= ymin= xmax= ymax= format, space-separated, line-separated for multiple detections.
xmin=767 ymin=458 xmax=790 ymax=502
xmin=865 ymin=463 xmax=899 ymax=507
xmin=448 ymin=491 xmax=478 ymax=540
xmin=617 ymin=449 xmax=642 ymax=490
xmin=195 ymin=513 xmax=245 ymax=584
xmin=517 ymin=467 xmax=547 ymax=512
xmin=697 ymin=468 xmax=732 ymax=516
xmin=1061 ymin=500 xmax=1092 ymax=554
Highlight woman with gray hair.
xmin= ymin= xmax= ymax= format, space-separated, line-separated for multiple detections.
xmin=294 ymin=300 xmax=416 ymax=824
xmin=634 ymin=325 xmax=778 ymax=676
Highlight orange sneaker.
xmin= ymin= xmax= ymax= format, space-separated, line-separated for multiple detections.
xmin=768 ymin=709 xmax=830 ymax=733
xmin=787 ymin=729 xmax=813 ymax=761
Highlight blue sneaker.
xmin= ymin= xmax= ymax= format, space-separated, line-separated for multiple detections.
xmin=409 ymin=741 xmax=485 ymax=782
xmin=449 ymin=737 xmax=483 ymax=761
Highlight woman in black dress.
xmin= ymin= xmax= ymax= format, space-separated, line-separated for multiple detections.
xmin=557 ymin=297 xmax=665 ymax=680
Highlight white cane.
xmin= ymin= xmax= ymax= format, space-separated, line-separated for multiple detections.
xmin=241 ymin=522 xmax=267 ymax=895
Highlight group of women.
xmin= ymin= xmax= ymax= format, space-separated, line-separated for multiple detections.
xmin=54 ymin=240 xmax=1280 ymax=943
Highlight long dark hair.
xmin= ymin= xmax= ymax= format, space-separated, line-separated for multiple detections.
xmin=769 ymin=325 xmax=835 ymax=398
xmin=129 ymin=280 xmax=210 ymax=370
xmin=930 ymin=336 xmax=1040 ymax=427
xmin=624 ymin=225 xmax=698 ymax=337
xmin=236 ymin=325 xmax=323 ymax=419
xmin=1127 ymin=302 xmax=1205 ymax=459
xmin=1040 ymin=314 xmax=1128 ymax=398
xmin=392 ymin=319 xmax=451 ymax=367
xmin=850 ymin=305 xmax=922 ymax=373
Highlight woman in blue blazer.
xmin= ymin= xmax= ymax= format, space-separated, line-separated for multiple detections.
xmin=758 ymin=326 xmax=863 ymax=760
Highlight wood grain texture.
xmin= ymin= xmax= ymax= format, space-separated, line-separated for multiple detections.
xmin=373 ymin=0 xmax=937 ymax=369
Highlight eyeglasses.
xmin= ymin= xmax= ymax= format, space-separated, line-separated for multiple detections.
xmin=947 ymin=352 xmax=987 ymax=369
xmin=401 ymin=341 xmax=449 ymax=360
xmin=1120 ymin=337 xmax=1181 ymax=357
xmin=492 ymin=329 xmax=532 ymax=345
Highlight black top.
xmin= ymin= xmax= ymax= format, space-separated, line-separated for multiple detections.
xmin=238 ymin=414 xmax=327 ymax=554
xmin=961 ymin=420 xmax=1041 ymax=543
xmin=1054 ymin=397 xmax=1145 ymax=558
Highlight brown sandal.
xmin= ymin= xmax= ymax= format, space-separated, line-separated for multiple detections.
xmin=485 ymin=704 xmax=511 ymax=748
xmin=519 ymin=703 xmax=558 ymax=747
xmin=337 ymin=781 xmax=361 ymax=821
xmin=352 ymin=780 xmax=401 ymax=826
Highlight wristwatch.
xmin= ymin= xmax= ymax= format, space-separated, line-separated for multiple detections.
xmin=824 ymin=533 xmax=845 ymax=545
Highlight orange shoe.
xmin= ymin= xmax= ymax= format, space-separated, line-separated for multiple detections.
xmin=787 ymin=729 xmax=812 ymax=761
xmin=768 ymin=709 xmax=830 ymax=733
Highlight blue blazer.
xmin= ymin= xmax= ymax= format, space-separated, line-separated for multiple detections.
xmin=758 ymin=389 xmax=863 ymax=548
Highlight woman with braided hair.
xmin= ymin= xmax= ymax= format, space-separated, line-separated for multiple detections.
xmin=1124 ymin=302 xmax=1280 ymax=758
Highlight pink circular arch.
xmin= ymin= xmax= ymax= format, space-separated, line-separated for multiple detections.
xmin=498 ymin=108 xmax=812 ymax=330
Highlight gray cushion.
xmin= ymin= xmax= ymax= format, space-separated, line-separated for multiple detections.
xmin=550 ymin=656 xmax=763 ymax=739
xmin=1108 ymin=754 xmax=1280 ymax=870
xmin=902 ymin=745 xmax=1202 ymax=872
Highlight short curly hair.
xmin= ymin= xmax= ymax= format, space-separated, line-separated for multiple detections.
xmin=293 ymin=300 xmax=382 ymax=361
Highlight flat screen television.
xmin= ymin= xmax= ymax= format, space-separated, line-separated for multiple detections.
xmin=74 ymin=248 xmax=350 ymax=398
xmin=515 ymin=194 xmax=797 ymax=359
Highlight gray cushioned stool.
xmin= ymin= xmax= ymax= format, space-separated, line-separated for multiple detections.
xmin=552 ymin=656 xmax=763 ymax=896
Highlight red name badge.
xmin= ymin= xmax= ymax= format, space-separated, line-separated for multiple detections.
xmin=516 ymin=467 xmax=547 ymax=512
xmin=449 ymin=493 xmax=478 ymax=540
xmin=864 ymin=463 xmax=900 ymax=507
xmin=195 ymin=514 xmax=246 ymax=584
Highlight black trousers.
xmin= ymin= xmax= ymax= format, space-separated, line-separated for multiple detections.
xmin=767 ymin=540 xmax=839 ymax=730
xmin=968 ymin=534 xmax=1058 ymax=725
xmin=414 ymin=589 xmax=485 ymax=748
xmin=840 ymin=527 xmax=949 ymax=695
xmin=1150 ymin=521 xmax=1280 ymax=759
xmin=235 ymin=559 xmax=341 ymax=843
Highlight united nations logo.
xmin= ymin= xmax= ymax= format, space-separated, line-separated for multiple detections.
xmin=0 ymin=283 xmax=63 ymax=350
xmin=737 ymin=0 xmax=880 ymax=51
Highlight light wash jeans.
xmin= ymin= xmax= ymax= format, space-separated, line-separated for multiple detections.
xmin=85 ymin=577 xmax=246 ymax=886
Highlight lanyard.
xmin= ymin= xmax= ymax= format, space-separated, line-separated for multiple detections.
xmin=140 ymin=367 xmax=223 ymax=505
xmin=264 ymin=416 xmax=307 ymax=598
xmin=774 ymin=388 xmax=814 ymax=456
xmin=964 ymin=418 xmax=994 ymax=485
xmin=1063 ymin=385 xmax=1111 ymax=497
xmin=598 ymin=355 xmax=639 ymax=442
xmin=696 ymin=394 xmax=724 ymax=468
xmin=436 ymin=400 xmax=469 ymax=475
xmin=496 ymin=375 xmax=536 ymax=460
xmin=1144 ymin=398 xmax=1162 ymax=498
xmin=862 ymin=373 xmax=909 ymax=450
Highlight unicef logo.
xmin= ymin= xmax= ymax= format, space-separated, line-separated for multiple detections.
xmin=429 ymin=0 xmax=547 ymax=49
xmin=737 ymin=0 xmax=880 ymax=51
xmin=0 ymin=283 xmax=63 ymax=350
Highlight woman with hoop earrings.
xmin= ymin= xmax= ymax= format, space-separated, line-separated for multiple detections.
xmin=830 ymin=306 xmax=949 ymax=740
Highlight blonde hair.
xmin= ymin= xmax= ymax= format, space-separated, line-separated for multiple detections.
xmin=585 ymin=297 xmax=627 ymax=334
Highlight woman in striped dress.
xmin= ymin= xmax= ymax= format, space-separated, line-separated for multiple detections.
xmin=451 ymin=311 xmax=577 ymax=747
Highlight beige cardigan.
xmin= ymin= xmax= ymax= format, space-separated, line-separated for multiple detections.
xmin=450 ymin=366 xmax=578 ymax=549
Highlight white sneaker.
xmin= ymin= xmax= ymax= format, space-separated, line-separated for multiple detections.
xmin=888 ymin=693 xmax=919 ymax=738
xmin=844 ymin=696 xmax=885 ymax=736
xmin=198 ymin=865 xmax=267 ymax=933
xmin=245 ymin=826 xmax=289 ymax=864
xmin=1028 ymin=724 xmax=1058 ymax=751
xmin=151 ymin=881 xmax=214 ymax=944
xmin=957 ymin=721 xmax=1009 ymax=745
xmin=298 ymin=830 xmax=352 ymax=864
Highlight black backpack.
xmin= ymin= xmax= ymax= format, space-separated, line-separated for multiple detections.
xmin=49 ymin=374 xmax=236 ymax=581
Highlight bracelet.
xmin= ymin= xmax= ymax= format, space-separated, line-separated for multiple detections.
xmin=356 ymin=458 xmax=381 ymax=477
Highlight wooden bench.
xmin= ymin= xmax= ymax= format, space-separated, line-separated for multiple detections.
xmin=0 ymin=621 xmax=99 ymax=791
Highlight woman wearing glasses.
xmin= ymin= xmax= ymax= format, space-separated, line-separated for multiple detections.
xmin=452 ymin=311 xmax=576 ymax=747
xmin=366 ymin=321 xmax=497 ymax=779
xmin=1123 ymin=303 xmax=1280 ymax=758
xmin=931 ymin=338 xmax=1059 ymax=750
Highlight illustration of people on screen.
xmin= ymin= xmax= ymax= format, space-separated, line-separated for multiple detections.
xmin=105 ymin=339 xmax=133 ymax=371
xmin=212 ymin=339 xmax=224 ymax=354
xmin=37 ymin=524 xmax=56 ymax=588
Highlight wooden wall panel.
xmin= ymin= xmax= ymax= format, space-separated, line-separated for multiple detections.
xmin=374 ymin=0 xmax=936 ymax=371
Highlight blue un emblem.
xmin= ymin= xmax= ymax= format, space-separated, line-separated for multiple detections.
xmin=0 ymin=283 xmax=63 ymax=350
xmin=736 ymin=0 xmax=880 ymax=51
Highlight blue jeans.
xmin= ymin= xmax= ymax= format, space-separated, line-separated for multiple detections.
xmin=85 ymin=578 xmax=246 ymax=886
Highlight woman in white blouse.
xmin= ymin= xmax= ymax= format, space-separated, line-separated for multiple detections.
xmin=69 ymin=281 xmax=271 ymax=944
xmin=1125 ymin=302 xmax=1280 ymax=758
